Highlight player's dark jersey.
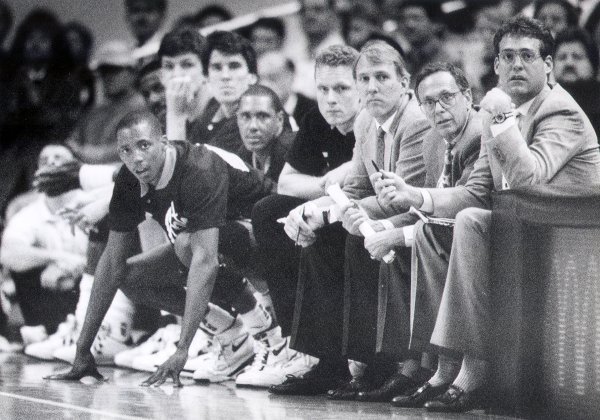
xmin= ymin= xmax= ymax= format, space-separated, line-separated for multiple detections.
xmin=109 ymin=141 xmax=272 ymax=243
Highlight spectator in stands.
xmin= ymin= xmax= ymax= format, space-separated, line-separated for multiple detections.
xmin=553 ymin=27 xmax=600 ymax=135
xmin=360 ymin=62 xmax=481 ymax=406
xmin=249 ymin=45 xmax=360 ymax=389
xmin=293 ymin=0 xmax=344 ymax=98
xmin=63 ymin=22 xmax=95 ymax=111
xmin=533 ymin=0 xmax=579 ymax=36
xmin=393 ymin=1 xmax=451 ymax=76
xmin=194 ymin=4 xmax=233 ymax=29
xmin=341 ymin=3 xmax=382 ymax=50
xmin=67 ymin=41 xmax=146 ymax=165
xmin=257 ymin=51 xmax=316 ymax=130
xmin=187 ymin=31 xmax=258 ymax=154
xmin=271 ymin=40 xmax=429 ymax=398
xmin=0 ymin=145 xmax=87 ymax=340
xmin=138 ymin=57 xmax=166 ymax=131
xmin=236 ymin=85 xmax=295 ymax=183
xmin=248 ymin=17 xmax=286 ymax=57
xmin=125 ymin=0 xmax=166 ymax=49
xmin=584 ymin=1 xmax=600 ymax=48
xmin=373 ymin=16 xmax=600 ymax=413
xmin=0 ymin=9 xmax=82 ymax=214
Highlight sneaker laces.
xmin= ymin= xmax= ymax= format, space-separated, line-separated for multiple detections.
xmin=248 ymin=340 xmax=269 ymax=371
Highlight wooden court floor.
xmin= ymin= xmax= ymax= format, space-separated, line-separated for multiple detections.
xmin=0 ymin=353 xmax=522 ymax=420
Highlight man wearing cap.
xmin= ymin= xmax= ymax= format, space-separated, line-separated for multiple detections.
xmin=67 ymin=41 xmax=146 ymax=165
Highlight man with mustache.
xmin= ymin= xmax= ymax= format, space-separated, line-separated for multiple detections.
xmin=373 ymin=16 xmax=600 ymax=412
xmin=553 ymin=27 xmax=600 ymax=136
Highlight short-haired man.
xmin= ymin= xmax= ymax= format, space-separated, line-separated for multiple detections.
xmin=553 ymin=27 xmax=600 ymax=135
xmin=248 ymin=17 xmax=286 ymax=57
xmin=236 ymin=84 xmax=295 ymax=184
xmin=45 ymin=111 xmax=274 ymax=385
xmin=258 ymin=51 xmax=317 ymax=130
xmin=125 ymin=0 xmax=167 ymax=64
xmin=270 ymin=40 xmax=430 ymax=397
xmin=357 ymin=62 xmax=481 ymax=404
xmin=138 ymin=58 xmax=166 ymax=131
xmin=186 ymin=31 xmax=258 ymax=154
xmin=374 ymin=17 xmax=600 ymax=412
xmin=248 ymin=45 xmax=360 ymax=388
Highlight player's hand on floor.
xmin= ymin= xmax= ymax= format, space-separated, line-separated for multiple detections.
xmin=44 ymin=351 xmax=105 ymax=382
xmin=141 ymin=349 xmax=186 ymax=388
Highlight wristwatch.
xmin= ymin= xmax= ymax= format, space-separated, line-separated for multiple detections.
xmin=491 ymin=111 xmax=514 ymax=124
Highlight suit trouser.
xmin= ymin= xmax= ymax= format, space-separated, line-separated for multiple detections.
xmin=251 ymin=194 xmax=305 ymax=336
xmin=343 ymin=234 xmax=386 ymax=363
xmin=409 ymin=221 xmax=457 ymax=355
xmin=430 ymin=207 xmax=492 ymax=360
xmin=373 ymin=246 xmax=417 ymax=361
xmin=289 ymin=224 xmax=348 ymax=359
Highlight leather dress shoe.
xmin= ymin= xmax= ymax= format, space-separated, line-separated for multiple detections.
xmin=356 ymin=369 xmax=431 ymax=403
xmin=424 ymin=384 xmax=487 ymax=413
xmin=269 ymin=365 xmax=349 ymax=396
xmin=327 ymin=377 xmax=372 ymax=400
xmin=390 ymin=381 xmax=450 ymax=408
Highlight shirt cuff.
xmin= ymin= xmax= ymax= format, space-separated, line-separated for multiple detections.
xmin=420 ymin=190 xmax=434 ymax=213
xmin=380 ymin=219 xmax=394 ymax=231
xmin=80 ymin=164 xmax=118 ymax=190
xmin=403 ymin=225 xmax=415 ymax=247
xmin=490 ymin=115 xmax=517 ymax=137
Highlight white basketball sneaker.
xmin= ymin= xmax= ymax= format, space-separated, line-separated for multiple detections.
xmin=24 ymin=315 xmax=78 ymax=360
xmin=192 ymin=319 xmax=254 ymax=383
xmin=53 ymin=323 xmax=132 ymax=366
xmin=115 ymin=326 xmax=171 ymax=369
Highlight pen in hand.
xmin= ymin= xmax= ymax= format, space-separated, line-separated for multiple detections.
xmin=371 ymin=160 xmax=385 ymax=177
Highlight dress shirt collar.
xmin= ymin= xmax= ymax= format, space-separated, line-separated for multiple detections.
xmin=375 ymin=110 xmax=398 ymax=135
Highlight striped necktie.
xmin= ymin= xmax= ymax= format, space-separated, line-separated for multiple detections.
xmin=376 ymin=126 xmax=385 ymax=169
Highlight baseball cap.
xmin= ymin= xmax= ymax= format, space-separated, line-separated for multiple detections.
xmin=91 ymin=40 xmax=136 ymax=70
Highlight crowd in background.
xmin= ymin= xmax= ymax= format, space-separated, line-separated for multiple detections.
xmin=0 ymin=0 xmax=599 ymax=414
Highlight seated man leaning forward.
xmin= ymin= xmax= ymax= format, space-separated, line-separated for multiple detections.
xmin=372 ymin=16 xmax=600 ymax=413
xmin=45 ymin=110 xmax=272 ymax=385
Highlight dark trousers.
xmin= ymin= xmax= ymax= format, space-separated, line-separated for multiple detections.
xmin=290 ymin=223 xmax=348 ymax=359
xmin=120 ymin=223 xmax=252 ymax=316
xmin=251 ymin=194 xmax=305 ymax=336
xmin=11 ymin=268 xmax=79 ymax=334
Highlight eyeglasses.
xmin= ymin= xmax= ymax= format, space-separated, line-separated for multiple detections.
xmin=419 ymin=91 xmax=462 ymax=113
xmin=498 ymin=49 xmax=541 ymax=64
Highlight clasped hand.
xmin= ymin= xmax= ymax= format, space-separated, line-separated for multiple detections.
xmin=370 ymin=171 xmax=411 ymax=212
xmin=283 ymin=202 xmax=322 ymax=247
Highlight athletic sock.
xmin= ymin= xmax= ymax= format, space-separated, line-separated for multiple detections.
xmin=400 ymin=358 xmax=421 ymax=378
xmin=452 ymin=355 xmax=489 ymax=392
xmin=200 ymin=303 xmax=237 ymax=336
xmin=238 ymin=301 xmax=274 ymax=338
xmin=428 ymin=354 xmax=461 ymax=386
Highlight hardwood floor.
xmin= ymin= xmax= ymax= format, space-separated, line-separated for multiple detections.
xmin=0 ymin=353 xmax=520 ymax=420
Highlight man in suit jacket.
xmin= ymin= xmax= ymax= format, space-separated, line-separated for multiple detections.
xmin=274 ymin=40 xmax=430 ymax=397
xmin=354 ymin=63 xmax=481 ymax=403
xmin=373 ymin=17 xmax=600 ymax=412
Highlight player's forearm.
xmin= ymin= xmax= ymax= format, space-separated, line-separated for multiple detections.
xmin=277 ymin=173 xmax=324 ymax=200
xmin=177 ymin=254 xmax=219 ymax=352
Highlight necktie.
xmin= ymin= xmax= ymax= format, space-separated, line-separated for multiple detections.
xmin=376 ymin=126 xmax=385 ymax=169
xmin=439 ymin=140 xmax=454 ymax=188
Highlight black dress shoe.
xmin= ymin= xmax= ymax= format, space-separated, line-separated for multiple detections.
xmin=390 ymin=382 xmax=450 ymax=408
xmin=355 ymin=369 xmax=430 ymax=402
xmin=424 ymin=384 xmax=487 ymax=413
xmin=327 ymin=377 xmax=373 ymax=400
xmin=269 ymin=365 xmax=349 ymax=396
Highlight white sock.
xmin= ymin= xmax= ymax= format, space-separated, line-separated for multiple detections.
xmin=200 ymin=303 xmax=236 ymax=336
xmin=452 ymin=355 xmax=489 ymax=392
xmin=75 ymin=273 xmax=94 ymax=326
xmin=428 ymin=354 xmax=461 ymax=386
xmin=238 ymin=302 xmax=273 ymax=338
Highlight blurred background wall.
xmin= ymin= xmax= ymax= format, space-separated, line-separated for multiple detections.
xmin=4 ymin=0 xmax=281 ymax=46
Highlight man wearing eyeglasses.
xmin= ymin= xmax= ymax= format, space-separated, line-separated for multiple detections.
xmin=372 ymin=16 xmax=600 ymax=412
xmin=356 ymin=62 xmax=481 ymax=404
